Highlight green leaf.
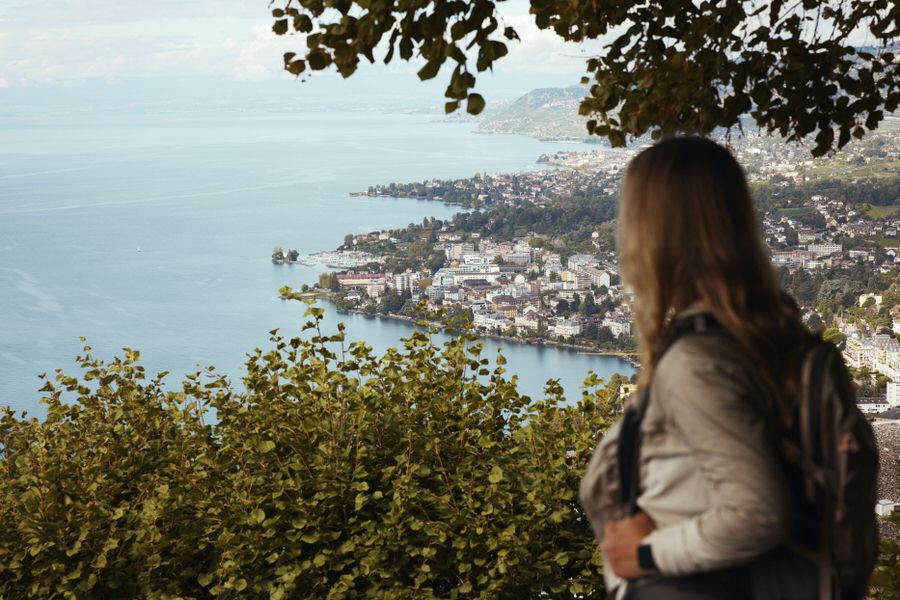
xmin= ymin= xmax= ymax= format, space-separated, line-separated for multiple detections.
xmin=301 ymin=532 xmax=321 ymax=544
xmin=286 ymin=58 xmax=306 ymax=75
xmin=273 ymin=19 xmax=289 ymax=35
xmin=466 ymin=93 xmax=486 ymax=115
xmin=608 ymin=130 xmax=626 ymax=147
xmin=418 ymin=60 xmax=442 ymax=81
xmin=488 ymin=465 xmax=503 ymax=483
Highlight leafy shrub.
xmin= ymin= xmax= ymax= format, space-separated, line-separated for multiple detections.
xmin=0 ymin=304 xmax=621 ymax=598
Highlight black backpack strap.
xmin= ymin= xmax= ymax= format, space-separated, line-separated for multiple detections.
xmin=617 ymin=388 xmax=648 ymax=515
xmin=670 ymin=313 xmax=722 ymax=343
xmin=617 ymin=312 xmax=724 ymax=514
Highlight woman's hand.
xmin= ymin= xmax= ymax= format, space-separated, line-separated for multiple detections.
xmin=602 ymin=511 xmax=656 ymax=579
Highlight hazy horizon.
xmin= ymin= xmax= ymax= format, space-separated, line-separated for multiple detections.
xmin=0 ymin=0 xmax=607 ymax=118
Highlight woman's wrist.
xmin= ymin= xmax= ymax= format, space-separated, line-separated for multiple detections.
xmin=602 ymin=511 xmax=657 ymax=579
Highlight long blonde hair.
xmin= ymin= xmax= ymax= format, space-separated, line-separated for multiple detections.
xmin=618 ymin=136 xmax=807 ymax=420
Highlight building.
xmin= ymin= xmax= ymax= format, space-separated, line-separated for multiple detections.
xmin=443 ymin=286 xmax=464 ymax=303
xmin=425 ymin=285 xmax=445 ymax=301
xmin=543 ymin=256 xmax=563 ymax=277
xmin=392 ymin=271 xmax=422 ymax=293
xmin=602 ymin=316 xmax=632 ymax=338
xmin=445 ymin=242 xmax=475 ymax=261
xmin=366 ymin=283 xmax=386 ymax=298
xmin=553 ymin=318 xmax=582 ymax=337
xmin=473 ymin=312 xmax=508 ymax=331
xmin=887 ymin=382 xmax=900 ymax=407
xmin=877 ymin=500 xmax=898 ymax=516
xmin=567 ymin=254 xmax=597 ymax=271
xmin=857 ymin=398 xmax=891 ymax=414
xmin=798 ymin=229 xmax=817 ymax=244
xmin=514 ymin=313 xmax=541 ymax=333
xmin=858 ymin=293 xmax=883 ymax=308
xmin=501 ymin=251 xmax=531 ymax=265
xmin=561 ymin=272 xmax=592 ymax=290
xmin=844 ymin=337 xmax=875 ymax=370
xmin=585 ymin=267 xmax=612 ymax=289
xmin=493 ymin=303 xmax=519 ymax=319
xmin=872 ymin=336 xmax=900 ymax=381
xmin=808 ymin=243 xmax=843 ymax=257
xmin=337 ymin=273 xmax=386 ymax=288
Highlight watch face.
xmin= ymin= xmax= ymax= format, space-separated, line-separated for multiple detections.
xmin=637 ymin=544 xmax=657 ymax=572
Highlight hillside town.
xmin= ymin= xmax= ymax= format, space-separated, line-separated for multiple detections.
xmin=326 ymin=235 xmax=635 ymax=353
xmin=290 ymin=124 xmax=900 ymax=415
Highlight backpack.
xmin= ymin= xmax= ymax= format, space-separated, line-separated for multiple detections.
xmin=617 ymin=313 xmax=879 ymax=600
xmin=779 ymin=332 xmax=879 ymax=600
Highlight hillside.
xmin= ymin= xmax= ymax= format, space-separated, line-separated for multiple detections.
xmin=476 ymin=85 xmax=595 ymax=141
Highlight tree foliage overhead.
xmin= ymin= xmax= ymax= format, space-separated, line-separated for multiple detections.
xmin=271 ymin=0 xmax=899 ymax=156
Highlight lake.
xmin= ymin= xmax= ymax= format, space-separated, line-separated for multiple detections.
xmin=0 ymin=108 xmax=634 ymax=414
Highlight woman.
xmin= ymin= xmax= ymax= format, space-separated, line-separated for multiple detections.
xmin=579 ymin=136 xmax=817 ymax=598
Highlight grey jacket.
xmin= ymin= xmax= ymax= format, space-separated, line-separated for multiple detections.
xmin=580 ymin=320 xmax=812 ymax=596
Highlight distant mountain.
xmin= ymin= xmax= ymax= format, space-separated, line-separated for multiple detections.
xmin=476 ymin=85 xmax=595 ymax=141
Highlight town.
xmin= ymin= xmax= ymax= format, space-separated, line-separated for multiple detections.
xmin=287 ymin=123 xmax=900 ymax=414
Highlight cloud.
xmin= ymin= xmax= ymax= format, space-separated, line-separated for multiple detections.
xmin=0 ymin=0 xmax=885 ymax=91
xmin=492 ymin=10 xmax=605 ymax=77
xmin=0 ymin=0 xmax=264 ymax=26
xmin=0 ymin=22 xmax=297 ymax=86
xmin=0 ymin=0 xmax=592 ymax=89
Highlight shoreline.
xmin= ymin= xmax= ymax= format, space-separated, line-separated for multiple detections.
xmin=328 ymin=302 xmax=640 ymax=369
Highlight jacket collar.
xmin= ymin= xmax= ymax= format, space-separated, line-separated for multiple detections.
xmin=675 ymin=300 xmax=710 ymax=319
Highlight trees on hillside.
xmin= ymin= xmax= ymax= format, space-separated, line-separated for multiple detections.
xmin=272 ymin=0 xmax=898 ymax=155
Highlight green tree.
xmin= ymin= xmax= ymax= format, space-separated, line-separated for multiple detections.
xmin=318 ymin=272 xmax=341 ymax=291
xmin=272 ymin=0 xmax=898 ymax=155
xmin=784 ymin=225 xmax=800 ymax=247
xmin=822 ymin=326 xmax=846 ymax=347
xmin=580 ymin=294 xmax=598 ymax=316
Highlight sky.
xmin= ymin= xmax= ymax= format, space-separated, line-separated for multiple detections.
xmin=1 ymin=0 xmax=882 ymax=113
xmin=0 ymin=0 xmax=600 ymax=110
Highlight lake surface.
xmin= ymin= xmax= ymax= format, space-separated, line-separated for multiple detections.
xmin=0 ymin=109 xmax=634 ymax=415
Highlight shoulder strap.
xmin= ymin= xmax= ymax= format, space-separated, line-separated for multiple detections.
xmin=617 ymin=387 xmax=648 ymax=515
xmin=617 ymin=312 xmax=724 ymax=514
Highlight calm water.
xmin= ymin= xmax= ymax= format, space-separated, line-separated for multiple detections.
xmin=0 ymin=109 xmax=633 ymax=414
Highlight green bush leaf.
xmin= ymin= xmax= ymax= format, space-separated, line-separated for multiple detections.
xmin=0 ymin=314 xmax=627 ymax=597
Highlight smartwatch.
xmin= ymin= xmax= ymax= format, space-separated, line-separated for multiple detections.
xmin=636 ymin=544 xmax=658 ymax=573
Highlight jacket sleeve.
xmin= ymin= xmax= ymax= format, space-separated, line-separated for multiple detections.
xmin=639 ymin=339 xmax=789 ymax=576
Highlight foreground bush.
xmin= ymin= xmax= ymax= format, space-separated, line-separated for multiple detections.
xmin=0 ymin=306 xmax=620 ymax=598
